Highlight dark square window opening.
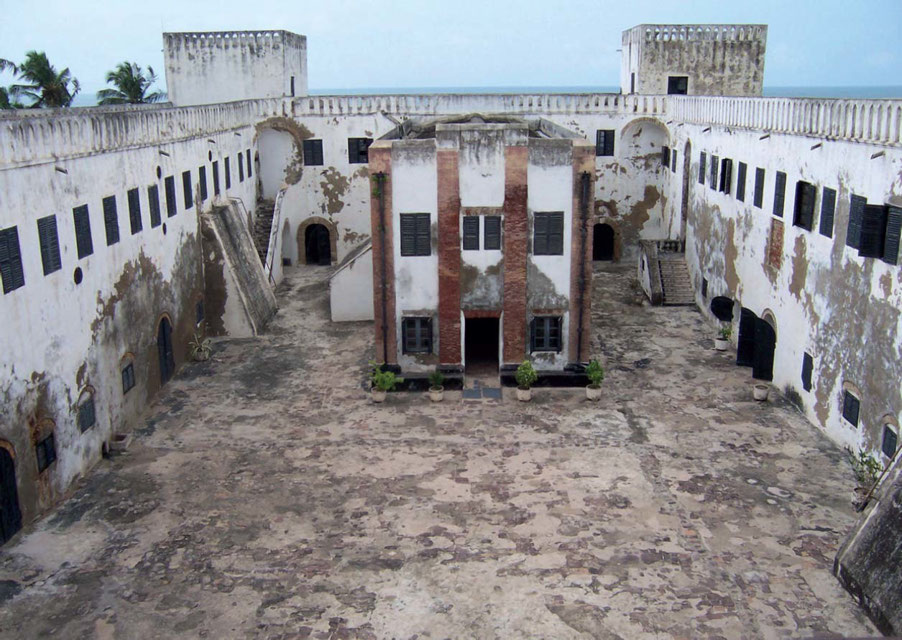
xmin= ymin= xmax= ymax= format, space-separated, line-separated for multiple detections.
xmin=882 ymin=425 xmax=898 ymax=459
xmin=402 ymin=317 xmax=433 ymax=354
xmin=667 ymin=76 xmax=688 ymax=95
xmin=595 ymin=129 xmax=615 ymax=156
xmin=349 ymin=137 xmax=373 ymax=164
xmin=399 ymin=213 xmax=431 ymax=257
xmin=303 ymin=139 xmax=324 ymax=165
xmin=78 ymin=397 xmax=96 ymax=432
xmin=793 ymin=181 xmax=817 ymax=231
xmin=121 ymin=363 xmax=135 ymax=394
xmin=661 ymin=145 xmax=670 ymax=168
xmin=533 ymin=212 xmax=564 ymax=256
xmin=530 ymin=316 xmax=562 ymax=353
xmin=35 ymin=434 xmax=56 ymax=473
xmin=719 ymin=158 xmax=733 ymax=194
xmin=842 ymin=390 xmax=860 ymax=427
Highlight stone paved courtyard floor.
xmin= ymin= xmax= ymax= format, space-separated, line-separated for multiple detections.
xmin=0 ymin=263 xmax=877 ymax=639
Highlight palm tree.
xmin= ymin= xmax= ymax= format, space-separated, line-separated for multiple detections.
xmin=97 ymin=62 xmax=164 ymax=105
xmin=7 ymin=51 xmax=80 ymax=108
xmin=0 ymin=58 xmax=20 ymax=109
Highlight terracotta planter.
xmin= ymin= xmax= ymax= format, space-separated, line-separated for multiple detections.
xmin=429 ymin=386 xmax=444 ymax=402
xmin=586 ymin=385 xmax=602 ymax=401
xmin=753 ymin=383 xmax=770 ymax=401
xmin=516 ymin=387 xmax=532 ymax=402
xmin=371 ymin=389 xmax=387 ymax=403
xmin=714 ymin=338 xmax=729 ymax=351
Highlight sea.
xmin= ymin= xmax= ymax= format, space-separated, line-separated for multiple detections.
xmin=70 ymin=85 xmax=902 ymax=107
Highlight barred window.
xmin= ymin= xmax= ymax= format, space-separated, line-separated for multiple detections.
xmin=530 ymin=316 xmax=562 ymax=352
xmin=402 ymin=317 xmax=432 ymax=354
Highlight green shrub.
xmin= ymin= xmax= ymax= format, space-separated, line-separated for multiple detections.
xmin=369 ymin=361 xmax=403 ymax=392
xmin=428 ymin=369 xmax=444 ymax=390
xmin=586 ymin=360 xmax=604 ymax=388
xmin=718 ymin=324 xmax=732 ymax=340
xmin=515 ymin=360 xmax=538 ymax=389
xmin=847 ymin=449 xmax=881 ymax=489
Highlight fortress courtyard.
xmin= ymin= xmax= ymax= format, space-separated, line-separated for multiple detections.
xmin=0 ymin=264 xmax=876 ymax=639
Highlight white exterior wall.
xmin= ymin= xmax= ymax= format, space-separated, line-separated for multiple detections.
xmin=258 ymin=129 xmax=297 ymax=200
xmin=329 ymin=247 xmax=374 ymax=322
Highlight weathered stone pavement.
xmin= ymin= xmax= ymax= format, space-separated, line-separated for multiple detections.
xmin=0 ymin=263 xmax=876 ymax=639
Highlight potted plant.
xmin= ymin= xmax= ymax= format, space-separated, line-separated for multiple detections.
xmin=515 ymin=360 xmax=538 ymax=402
xmin=369 ymin=361 xmax=403 ymax=403
xmin=753 ymin=382 xmax=770 ymax=401
xmin=714 ymin=324 xmax=731 ymax=351
xmin=848 ymin=449 xmax=881 ymax=509
xmin=428 ymin=369 xmax=444 ymax=403
xmin=189 ymin=331 xmax=212 ymax=362
xmin=585 ymin=360 xmax=604 ymax=401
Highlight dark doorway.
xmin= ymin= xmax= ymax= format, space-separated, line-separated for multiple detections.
xmin=752 ymin=318 xmax=777 ymax=381
xmin=157 ymin=317 xmax=175 ymax=385
xmin=593 ymin=223 xmax=614 ymax=261
xmin=736 ymin=308 xmax=757 ymax=367
xmin=465 ymin=317 xmax=500 ymax=377
xmin=0 ymin=447 xmax=22 ymax=545
xmin=305 ymin=224 xmax=331 ymax=265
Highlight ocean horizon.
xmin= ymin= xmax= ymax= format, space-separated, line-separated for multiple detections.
xmin=69 ymin=85 xmax=902 ymax=107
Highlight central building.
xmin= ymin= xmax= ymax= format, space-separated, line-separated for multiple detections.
xmin=369 ymin=115 xmax=595 ymax=381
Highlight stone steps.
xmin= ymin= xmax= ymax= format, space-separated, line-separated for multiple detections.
xmin=658 ymin=254 xmax=695 ymax=305
xmin=253 ymin=199 xmax=276 ymax=265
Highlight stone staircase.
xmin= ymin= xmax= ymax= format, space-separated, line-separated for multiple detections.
xmin=253 ymin=198 xmax=276 ymax=265
xmin=658 ymin=252 xmax=695 ymax=305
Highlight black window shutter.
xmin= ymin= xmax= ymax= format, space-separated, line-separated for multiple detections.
xmin=793 ymin=182 xmax=816 ymax=231
xmin=754 ymin=168 xmax=765 ymax=208
xmin=102 ymin=196 xmax=119 ymax=245
xmin=73 ymin=205 xmax=93 ymax=258
xmin=462 ymin=216 xmax=479 ymax=250
xmin=212 ymin=161 xmax=220 ymax=195
xmin=736 ymin=162 xmax=747 ymax=201
xmin=128 ymin=188 xmax=142 ymax=234
xmin=595 ymin=130 xmax=604 ymax=156
xmin=534 ymin=213 xmax=549 ymax=255
xmin=698 ymin=152 xmax=706 ymax=185
xmin=549 ymin=212 xmax=564 ymax=255
xmin=246 ymin=150 xmax=252 ymax=177
xmin=224 ymin=157 xmax=231 ymax=189
xmin=801 ymin=353 xmax=813 ymax=392
xmin=165 ymin=176 xmax=177 ymax=217
xmin=148 ymin=185 xmax=162 ymax=227
xmin=710 ymin=156 xmax=719 ymax=190
xmin=842 ymin=391 xmax=860 ymax=426
xmin=773 ymin=171 xmax=786 ymax=217
xmin=671 ymin=149 xmax=678 ymax=172
xmin=0 ymin=227 xmax=25 ymax=293
xmin=859 ymin=204 xmax=888 ymax=258
xmin=484 ymin=216 xmax=501 ymax=250
xmin=199 ymin=166 xmax=207 ymax=202
xmin=400 ymin=214 xmax=416 ymax=256
xmin=847 ymin=194 xmax=866 ymax=249
xmin=604 ymin=131 xmax=614 ymax=156
xmin=720 ymin=158 xmax=732 ymax=194
xmin=37 ymin=215 xmax=62 ymax=275
xmin=661 ymin=146 xmax=670 ymax=168
xmin=238 ymin=153 xmax=244 ymax=181
xmin=882 ymin=205 xmax=902 ymax=265
xmin=182 ymin=171 xmax=193 ymax=210
xmin=819 ymin=187 xmax=836 ymax=238
xmin=415 ymin=214 xmax=430 ymax=256
xmin=883 ymin=426 xmax=898 ymax=458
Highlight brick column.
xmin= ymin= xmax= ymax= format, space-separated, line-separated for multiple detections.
xmin=502 ymin=146 xmax=529 ymax=364
xmin=568 ymin=143 xmax=595 ymax=363
xmin=437 ymin=149 xmax=462 ymax=365
xmin=369 ymin=144 xmax=397 ymax=364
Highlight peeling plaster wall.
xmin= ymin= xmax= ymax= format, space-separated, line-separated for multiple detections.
xmin=257 ymin=128 xmax=297 ymax=200
xmin=0 ymin=125 xmax=256 ymax=526
xmin=674 ymin=123 xmax=902 ymax=456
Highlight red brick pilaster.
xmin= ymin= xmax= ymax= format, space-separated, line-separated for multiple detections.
xmin=369 ymin=145 xmax=397 ymax=364
xmin=502 ymin=146 xmax=529 ymax=364
xmin=568 ymin=143 xmax=595 ymax=363
xmin=437 ymin=150 xmax=462 ymax=365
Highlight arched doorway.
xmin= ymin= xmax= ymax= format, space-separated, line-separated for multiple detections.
xmin=736 ymin=307 xmax=776 ymax=381
xmin=157 ymin=316 xmax=175 ymax=385
xmin=0 ymin=445 xmax=22 ymax=545
xmin=305 ymin=224 xmax=331 ymax=265
xmin=593 ymin=223 xmax=615 ymax=261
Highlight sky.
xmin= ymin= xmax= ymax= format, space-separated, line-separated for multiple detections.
xmin=0 ymin=0 xmax=900 ymax=95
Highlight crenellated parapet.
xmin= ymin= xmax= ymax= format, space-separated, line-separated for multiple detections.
xmin=625 ymin=24 xmax=767 ymax=44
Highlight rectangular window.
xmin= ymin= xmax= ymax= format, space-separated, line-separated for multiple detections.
xmin=182 ymin=170 xmax=193 ymax=210
xmin=698 ymin=152 xmax=707 ymax=185
xmin=224 ymin=157 xmax=231 ymax=189
xmin=165 ymin=176 xmax=177 ymax=217
xmin=238 ymin=153 xmax=244 ymax=182
xmin=303 ymin=139 xmax=324 ymax=165
xmin=148 ymin=185 xmax=162 ymax=228
xmin=661 ymin=145 xmax=670 ymax=168
xmin=399 ymin=213 xmax=431 ymax=257
xmin=402 ymin=317 xmax=432 ymax=354
xmin=102 ymin=195 xmax=120 ymax=246
xmin=121 ymin=363 xmax=135 ymax=394
xmin=883 ymin=205 xmax=902 ymax=265
xmin=801 ymin=352 xmax=813 ymax=392
xmin=883 ymin=425 xmax=898 ymax=459
xmin=198 ymin=166 xmax=208 ymax=202
xmin=719 ymin=158 xmax=732 ymax=194
xmin=710 ymin=155 xmax=719 ymax=190
xmin=73 ymin=205 xmax=93 ymax=258
xmin=819 ymin=187 xmax=836 ymax=238
xmin=859 ymin=204 xmax=888 ymax=258
xmin=667 ymin=76 xmax=688 ymax=95
xmin=462 ymin=216 xmax=480 ymax=250
xmin=212 ymin=161 xmax=220 ymax=196
xmin=773 ymin=171 xmax=786 ymax=217
xmin=595 ymin=130 xmax=614 ymax=156
xmin=842 ymin=390 xmax=860 ymax=427
xmin=484 ymin=216 xmax=502 ymax=250
xmin=246 ymin=149 xmax=252 ymax=177
xmin=847 ymin=194 xmax=866 ymax=249
xmin=127 ymin=188 xmax=142 ymax=235
xmin=701 ymin=277 xmax=708 ymax=297
xmin=78 ymin=397 xmax=96 ymax=433
xmin=671 ymin=149 xmax=678 ymax=172
xmin=35 ymin=434 xmax=56 ymax=472
xmin=348 ymin=137 xmax=373 ymax=164
xmin=793 ymin=181 xmax=817 ymax=231
xmin=736 ymin=162 xmax=747 ymax=202
xmin=530 ymin=316 xmax=562 ymax=352
xmin=37 ymin=215 xmax=62 ymax=276
xmin=754 ymin=168 xmax=765 ymax=208
xmin=533 ymin=212 xmax=564 ymax=255
xmin=0 ymin=226 xmax=25 ymax=294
